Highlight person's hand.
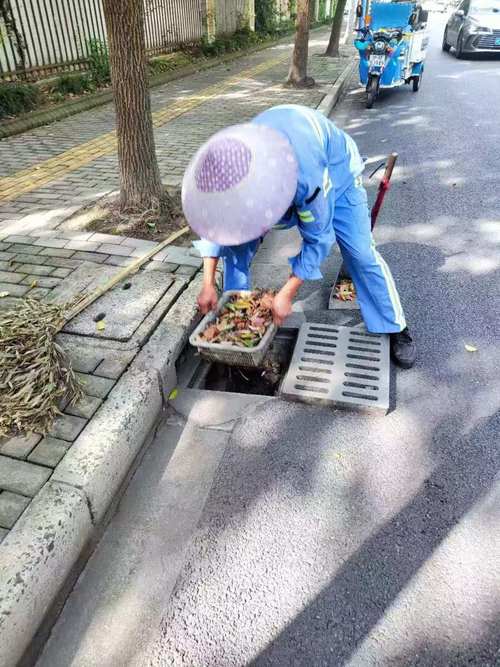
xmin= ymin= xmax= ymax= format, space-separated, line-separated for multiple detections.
xmin=272 ymin=290 xmax=293 ymax=326
xmin=197 ymin=284 xmax=218 ymax=314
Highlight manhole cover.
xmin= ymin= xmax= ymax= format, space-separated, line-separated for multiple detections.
xmin=280 ymin=323 xmax=389 ymax=411
xmin=64 ymin=272 xmax=174 ymax=341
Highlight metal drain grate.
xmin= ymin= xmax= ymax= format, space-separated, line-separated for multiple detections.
xmin=280 ymin=323 xmax=389 ymax=411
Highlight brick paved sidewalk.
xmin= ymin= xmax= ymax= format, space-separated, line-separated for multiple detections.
xmin=0 ymin=27 xmax=353 ymax=240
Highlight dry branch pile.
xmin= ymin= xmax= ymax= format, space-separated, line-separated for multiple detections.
xmin=0 ymin=299 xmax=82 ymax=437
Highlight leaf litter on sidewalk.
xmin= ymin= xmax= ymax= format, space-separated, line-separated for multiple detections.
xmin=0 ymin=298 xmax=82 ymax=437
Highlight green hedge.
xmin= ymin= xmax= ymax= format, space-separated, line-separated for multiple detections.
xmin=0 ymin=82 xmax=40 ymax=119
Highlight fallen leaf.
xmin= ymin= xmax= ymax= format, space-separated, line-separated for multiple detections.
xmin=465 ymin=344 xmax=477 ymax=352
xmin=168 ymin=388 xmax=179 ymax=400
xmin=0 ymin=291 xmax=9 ymax=298
xmin=31 ymin=280 xmax=38 ymax=288
xmin=96 ymin=320 xmax=106 ymax=331
xmin=201 ymin=324 xmax=220 ymax=341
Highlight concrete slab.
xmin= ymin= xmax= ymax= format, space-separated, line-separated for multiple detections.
xmin=57 ymin=339 xmax=104 ymax=373
xmin=64 ymin=272 xmax=174 ymax=342
xmin=0 ymin=456 xmax=52 ymax=497
xmin=74 ymin=373 xmax=115 ymax=399
xmin=131 ymin=274 xmax=203 ymax=394
xmin=0 ymin=282 xmax=30 ymax=297
xmin=48 ymin=414 xmax=87 ymax=442
xmin=22 ymin=275 xmax=61 ymax=289
xmin=0 ymin=482 xmax=92 ymax=667
xmin=0 ymin=491 xmax=30 ymax=529
xmin=0 ymin=433 xmax=42 ymax=458
xmin=16 ymin=263 xmax=54 ymax=276
xmin=97 ymin=244 xmax=132 ymax=257
xmin=65 ymin=395 xmax=102 ymax=420
xmin=280 ymin=323 xmax=390 ymax=412
xmin=93 ymin=352 xmax=135 ymax=380
xmin=153 ymin=246 xmax=202 ymax=267
xmin=0 ymin=270 xmax=24 ymax=284
xmin=28 ymin=438 xmax=72 ymax=468
xmin=49 ymin=262 xmax=118 ymax=305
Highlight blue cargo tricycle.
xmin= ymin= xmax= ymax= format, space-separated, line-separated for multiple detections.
xmin=354 ymin=0 xmax=429 ymax=108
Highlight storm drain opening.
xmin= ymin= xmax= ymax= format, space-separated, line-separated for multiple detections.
xmin=280 ymin=323 xmax=390 ymax=411
xmin=177 ymin=331 xmax=297 ymax=397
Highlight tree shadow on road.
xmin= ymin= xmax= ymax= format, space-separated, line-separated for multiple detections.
xmin=248 ymin=409 xmax=500 ymax=666
xmin=158 ymin=229 xmax=500 ymax=665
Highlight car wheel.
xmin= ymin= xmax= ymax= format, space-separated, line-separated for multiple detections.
xmin=442 ymin=28 xmax=451 ymax=51
xmin=455 ymin=32 xmax=465 ymax=58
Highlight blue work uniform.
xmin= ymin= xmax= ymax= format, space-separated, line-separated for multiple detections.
xmin=194 ymin=104 xmax=406 ymax=334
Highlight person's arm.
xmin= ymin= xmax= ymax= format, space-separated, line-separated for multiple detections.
xmin=198 ymin=256 xmax=219 ymax=313
xmin=272 ymin=275 xmax=304 ymax=326
xmin=193 ymin=239 xmax=222 ymax=314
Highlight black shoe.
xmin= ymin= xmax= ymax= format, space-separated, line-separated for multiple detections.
xmin=390 ymin=327 xmax=416 ymax=369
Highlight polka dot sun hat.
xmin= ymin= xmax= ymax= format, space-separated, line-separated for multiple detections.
xmin=181 ymin=123 xmax=298 ymax=246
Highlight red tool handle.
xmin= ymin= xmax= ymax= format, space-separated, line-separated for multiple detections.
xmin=370 ymin=152 xmax=398 ymax=230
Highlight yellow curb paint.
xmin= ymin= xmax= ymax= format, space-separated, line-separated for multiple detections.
xmin=0 ymin=52 xmax=289 ymax=203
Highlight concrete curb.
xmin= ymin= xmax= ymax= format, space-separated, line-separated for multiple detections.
xmin=0 ymin=276 xmax=203 ymax=667
xmin=317 ymin=58 xmax=357 ymax=117
xmin=0 ymin=482 xmax=92 ymax=667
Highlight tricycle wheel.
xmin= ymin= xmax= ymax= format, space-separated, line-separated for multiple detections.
xmin=366 ymin=76 xmax=378 ymax=109
xmin=412 ymin=72 xmax=422 ymax=92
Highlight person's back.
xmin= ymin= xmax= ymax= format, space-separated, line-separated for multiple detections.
xmin=252 ymin=104 xmax=364 ymax=200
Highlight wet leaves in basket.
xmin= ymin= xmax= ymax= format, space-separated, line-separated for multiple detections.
xmin=200 ymin=290 xmax=275 ymax=348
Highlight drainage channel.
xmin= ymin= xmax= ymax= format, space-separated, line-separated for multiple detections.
xmin=176 ymin=330 xmax=298 ymax=397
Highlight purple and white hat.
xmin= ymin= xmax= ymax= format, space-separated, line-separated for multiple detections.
xmin=181 ymin=123 xmax=298 ymax=246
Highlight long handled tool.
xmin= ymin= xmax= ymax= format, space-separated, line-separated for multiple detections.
xmin=329 ymin=152 xmax=398 ymax=308
xmin=370 ymin=152 xmax=398 ymax=230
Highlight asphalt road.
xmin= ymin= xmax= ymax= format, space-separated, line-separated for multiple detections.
xmin=38 ymin=15 xmax=500 ymax=667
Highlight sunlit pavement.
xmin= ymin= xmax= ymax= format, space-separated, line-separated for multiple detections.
xmin=38 ymin=15 xmax=500 ymax=667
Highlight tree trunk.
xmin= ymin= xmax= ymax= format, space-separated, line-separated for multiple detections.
xmin=0 ymin=0 xmax=27 ymax=74
xmin=325 ymin=0 xmax=348 ymax=57
xmin=102 ymin=0 xmax=162 ymax=211
xmin=287 ymin=0 xmax=315 ymax=88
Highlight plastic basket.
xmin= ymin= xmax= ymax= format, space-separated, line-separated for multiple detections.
xmin=189 ymin=290 xmax=277 ymax=368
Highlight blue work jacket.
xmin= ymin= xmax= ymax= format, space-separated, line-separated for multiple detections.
xmin=194 ymin=104 xmax=364 ymax=280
